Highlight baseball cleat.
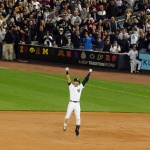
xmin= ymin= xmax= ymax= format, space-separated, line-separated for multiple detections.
xmin=136 ymin=70 xmax=141 ymax=73
xmin=75 ymin=129 xmax=80 ymax=136
xmin=63 ymin=126 xmax=66 ymax=131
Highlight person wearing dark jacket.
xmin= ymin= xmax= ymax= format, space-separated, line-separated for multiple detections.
xmin=138 ymin=32 xmax=148 ymax=54
xmin=36 ymin=26 xmax=45 ymax=45
xmin=29 ymin=20 xmax=37 ymax=41
xmin=103 ymin=39 xmax=111 ymax=52
xmin=106 ymin=0 xmax=118 ymax=19
xmin=3 ymin=27 xmax=15 ymax=61
xmin=12 ymin=25 xmax=23 ymax=59
xmin=45 ymin=19 xmax=55 ymax=34
xmin=71 ymin=30 xmax=82 ymax=49
xmin=55 ymin=28 xmax=68 ymax=47
xmin=120 ymin=35 xmax=130 ymax=53
xmin=94 ymin=33 xmax=104 ymax=51
xmin=23 ymin=26 xmax=31 ymax=44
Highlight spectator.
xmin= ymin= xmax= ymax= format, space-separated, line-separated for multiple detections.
xmin=138 ymin=0 xmax=149 ymax=11
xmin=129 ymin=27 xmax=139 ymax=46
xmin=23 ymin=26 xmax=31 ymax=44
xmin=83 ymin=32 xmax=95 ymax=50
xmin=108 ymin=17 xmax=121 ymax=33
xmin=124 ymin=8 xmax=132 ymax=21
xmin=138 ymin=32 xmax=148 ymax=53
xmin=115 ymin=0 xmax=123 ymax=16
xmin=43 ymin=7 xmax=50 ymax=22
xmin=90 ymin=0 xmax=99 ymax=11
xmin=120 ymin=35 xmax=130 ymax=53
xmin=94 ymin=33 xmax=104 ymax=51
xmin=106 ymin=0 xmax=118 ymax=19
xmin=32 ymin=0 xmax=40 ymax=10
xmin=43 ymin=31 xmax=53 ymax=47
xmin=103 ymin=19 xmax=110 ymax=31
xmin=115 ymin=0 xmax=123 ymax=8
xmin=0 ymin=14 xmax=10 ymax=26
xmin=97 ymin=5 xmax=106 ymax=21
xmin=110 ymin=40 xmax=121 ymax=53
xmin=0 ymin=25 xmax=6 ymax=59
xmin=57 ymin=14 xmax=69 ymax=30
xmin=45 ymin=18 xmax=55 ymax=34
xmin=55 ymin=28 xmax=68 ymax=47
xmin=12 ymin=25 xmax=23 ymax=59
xmin=71 ymin=30 xmax=82 ymax=49
xmin=146 ymin=18 xmax=150 ymax=31
xmin=103 ymin=39 xmax=111 ymax=52
xmin=29 ymin=20 xmax=37 ymax=41
xmin=127 ymin=44 xmax=141 ymax=73
xmin=70 ymin=10 xmax=81 ymax=28
xmin=118 ymin=28 xmax=129 ymax=40
xmin=36 ymin=26 xmax=45 ymax=45
xmin=3 ymin=27 xmax=15 ymax=61
xmin=84 ymin=13 xmax=95 ymax=30
xmin=0 ymin=25 xmax=6 ymax=43
xmin=146 ymin=27 xmax=150 ymax=53
xmin=80 ymin=7 xmax=89 ymax=23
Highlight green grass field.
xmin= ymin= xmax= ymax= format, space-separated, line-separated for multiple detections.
xmin=0 ymin=68 xmax=150 ymax=113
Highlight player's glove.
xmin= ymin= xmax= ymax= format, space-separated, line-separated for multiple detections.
xmin=66 ymin=67 xmax=69 ymax=75
xmin=89 ymin=69 xmax=92 ymax=73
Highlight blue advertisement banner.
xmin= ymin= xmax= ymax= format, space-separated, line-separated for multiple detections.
xmin=139 ymin=54 xmax=150 ymax=71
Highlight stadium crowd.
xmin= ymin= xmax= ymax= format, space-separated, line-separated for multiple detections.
xmin=0 ymin=0 xmax=150 ymax=61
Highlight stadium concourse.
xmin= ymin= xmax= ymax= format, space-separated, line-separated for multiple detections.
xmin=0 ymin=60 xmax=150 ymax=150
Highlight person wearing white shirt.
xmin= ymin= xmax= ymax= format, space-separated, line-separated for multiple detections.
xmin=43 ymin=32 xmax=53 ymax=47
xmin=0 ymin=25 xmax=6 ymax=42
xmin=127 ymin=45 xmax=141 ymax=73
xmin=110 ymin=41 xmax=121 ymax=53
xmin=146 ymin=20 xmax=150 ymax=31
xmin=130 ymin=27 xmax=139 ymax=45
xmin=32 ymin=0 xmax=40 ymax=10
xmin=118 ymin=28 xmax=129 ymax=40
xmin=70 ymin=10 xmax=81 ymax=26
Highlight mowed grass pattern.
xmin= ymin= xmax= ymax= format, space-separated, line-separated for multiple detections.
xmin=0 ymin=68 xmax=150 ymax=113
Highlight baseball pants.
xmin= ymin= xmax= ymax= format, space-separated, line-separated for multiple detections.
xmin=65 ymin=101 xmax=81 ymax=125
xmin=130 ymin=59 xmax=141 ymax=73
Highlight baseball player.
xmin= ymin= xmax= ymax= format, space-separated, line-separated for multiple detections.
xmin=127 ymin=44 xmax=141 ymax=73
xmin=63 ymin=67 xmax=92 ymax=136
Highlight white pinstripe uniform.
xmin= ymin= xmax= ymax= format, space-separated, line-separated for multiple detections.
xmin=128 ymin=49 xmax=141 ymax=73
xmin=65 ymin=83 xmax=84 ymax=125
xmin=63 ymin=68 xmax=92 ymax=136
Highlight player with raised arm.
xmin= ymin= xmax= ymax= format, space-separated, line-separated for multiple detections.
xmin=63 ymin=67 xmax=92 ymax=136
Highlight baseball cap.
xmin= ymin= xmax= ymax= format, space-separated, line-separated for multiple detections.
xmin=74 ymin=78 xmax=80 ymax=83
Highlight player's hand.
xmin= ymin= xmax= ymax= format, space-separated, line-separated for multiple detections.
xmin=89 ymin=69 xmax=92 ymax=73
xmin=66 ymin=67 xmax=69 ymax=75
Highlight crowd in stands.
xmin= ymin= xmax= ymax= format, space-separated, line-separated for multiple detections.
xmin=0 ymin=0 xmax=150 ymax=61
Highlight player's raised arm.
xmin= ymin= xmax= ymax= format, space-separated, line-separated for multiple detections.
xmin=65 ymin=67 xmax=71 ymax=84
xmin=82 ymin=69 xmax=92 ymax=86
